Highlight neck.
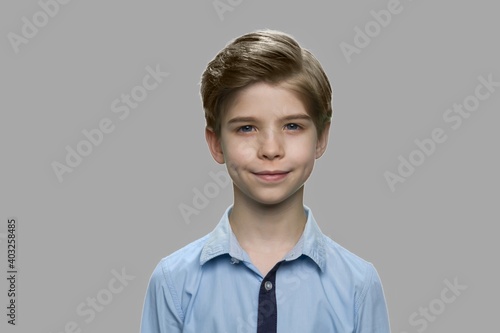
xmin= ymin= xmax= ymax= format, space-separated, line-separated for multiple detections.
xmin=229 ymin=186 xmax=307 ymax=252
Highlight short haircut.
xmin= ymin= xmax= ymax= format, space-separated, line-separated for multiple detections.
xmin=200 ymin=29 xmax=332 ymax=138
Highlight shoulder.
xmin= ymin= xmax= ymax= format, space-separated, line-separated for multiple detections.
xmin=323 ymin=235 xmax=374 ymax=275
xmin=142 ymin=234 xmax=213 ymax=327
xmin=302 ymin=206 xmax=377 ymax=286
xmin=322 ymin=235 xmax=381 ymax=301
xmin=324 ymin=235 xmax=379 ymax=288
xmin=150 ymin=234 xmax=210 ymax=287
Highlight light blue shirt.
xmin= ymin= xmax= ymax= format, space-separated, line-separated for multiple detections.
xmin=141 ymin=205 xmax=391 ymax=332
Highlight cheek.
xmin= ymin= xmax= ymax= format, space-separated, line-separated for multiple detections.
xmin=290 ymin=143 xmax=317 ymax=174
xmin=290 ymin=139 xmax=316 ymax=160
xmin=302 ymin=155 xmax=316 ymax=173
xmin=228 ymin=141 xmax=255 ymax=163
xmin=236 ymin=140 xmax=256 ymax=160
xmin=224 ymin=141 xmax=256 ymax=173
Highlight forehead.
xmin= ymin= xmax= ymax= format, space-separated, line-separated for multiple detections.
xmin=223 ymin=82 xmax=309 ymax=121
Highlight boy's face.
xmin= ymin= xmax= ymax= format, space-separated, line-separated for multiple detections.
xmin=206 ymin=82 xmax=330 ymax=206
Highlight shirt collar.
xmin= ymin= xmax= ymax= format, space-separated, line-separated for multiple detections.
xmin=200 ymin=205 xmax=326 ymax=272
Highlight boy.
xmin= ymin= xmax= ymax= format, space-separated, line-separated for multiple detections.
xmin=141 ymin=30 xmax=390 ymax=332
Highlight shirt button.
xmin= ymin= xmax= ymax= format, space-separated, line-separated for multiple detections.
xmin=264 ymin=281 xmax=273 ymax=291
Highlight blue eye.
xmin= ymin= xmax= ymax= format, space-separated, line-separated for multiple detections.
xmin=285 ymin=123 xmax=301 ymax=130
xmin=238 ymin=125 xmax=254 ymax=133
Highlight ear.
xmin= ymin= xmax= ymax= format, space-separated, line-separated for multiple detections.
xmin=315 ymin=122 xmax=331 ymax=159
xmin=205 ymin=127 xmax=225 ymax=164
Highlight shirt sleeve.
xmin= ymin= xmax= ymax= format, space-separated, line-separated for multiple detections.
xmin=140 ymin=260 xmax=183 ymax=333
xmin=354 ymin=264 xmax=391 ymax=333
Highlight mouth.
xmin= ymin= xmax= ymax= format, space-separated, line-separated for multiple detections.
xmin=253 ymin=170 xmax=290 ymax=182
xmin=254 ymin=170 xmax=289 ymax=175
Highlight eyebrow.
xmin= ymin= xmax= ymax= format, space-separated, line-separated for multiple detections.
xmin=226 ymin=113 xmax=312 ymax=125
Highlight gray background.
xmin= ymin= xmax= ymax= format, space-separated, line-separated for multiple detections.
xmin=1 ymin=0 xmax=498 ymax=332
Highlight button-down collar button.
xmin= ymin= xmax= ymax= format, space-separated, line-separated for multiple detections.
xmin=230 ymin=257 xmax=240 ymax=264
xmin=264 ymin=281 xmax=273 ymax=291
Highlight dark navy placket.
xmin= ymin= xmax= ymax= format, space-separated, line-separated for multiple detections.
xmin=257 ymin=261 xmax=283 ymax=333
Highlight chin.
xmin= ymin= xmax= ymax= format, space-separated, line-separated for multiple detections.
xmin=249 ymin=191 xmax=298 ymax=207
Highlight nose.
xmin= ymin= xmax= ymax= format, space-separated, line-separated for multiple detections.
xmin=258 ymin=130 xmax=284 ymax=160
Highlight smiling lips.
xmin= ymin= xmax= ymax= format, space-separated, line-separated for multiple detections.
xmin=253 ymin=170 xmax=290 ymax=182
